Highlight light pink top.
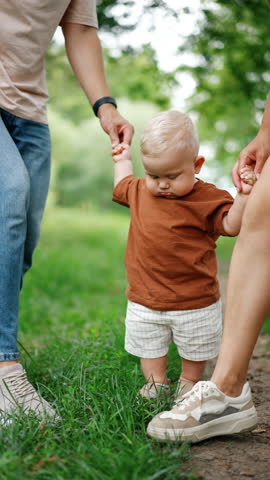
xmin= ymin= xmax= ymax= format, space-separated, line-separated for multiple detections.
xmin=0 ymin=0 xmax=98 ymax=124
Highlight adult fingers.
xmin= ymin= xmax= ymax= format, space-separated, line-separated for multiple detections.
xmin=108 ymin=126 xmax=120 ymax=146
xmin=238 ymin=148 xmax=253 ymax=169
xmin=231 ymin=161 xmax=242 ymax=192
xmin=121 ymin=123 xmax=134 ymax=145
xmin=254 ymin=152 xmax=268 ymax=176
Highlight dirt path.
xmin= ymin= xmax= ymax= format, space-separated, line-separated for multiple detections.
xmin=188 ymin=264 xmax=270 ymax=480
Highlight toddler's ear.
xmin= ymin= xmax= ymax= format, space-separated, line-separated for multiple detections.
xmin=194 ymin=155 xmax=205 ymax=173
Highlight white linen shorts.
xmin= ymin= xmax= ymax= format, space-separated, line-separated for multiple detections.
xmin=125 ymin=299 xmax=222 ymax=361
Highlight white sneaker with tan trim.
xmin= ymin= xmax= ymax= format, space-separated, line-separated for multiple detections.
xmin=0 ymin=364 xmax=57 ymax=423
xmin=147 ymin=381 xmax=258 ymax=443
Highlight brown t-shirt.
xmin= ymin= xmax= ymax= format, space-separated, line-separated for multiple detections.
xmin=0 ymin=0 xmax=98 ymax=124
xmin=112 ymin=175 xmax=234 ymax=311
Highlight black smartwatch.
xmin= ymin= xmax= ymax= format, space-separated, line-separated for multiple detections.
xmin=92 ymin=96 xmax=117 ymax=117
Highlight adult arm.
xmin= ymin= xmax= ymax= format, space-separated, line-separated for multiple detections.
xmin=233 ymin=93 xmax=270 ymax=191
xmin=62 ymin=23 xmax=134 ymax=144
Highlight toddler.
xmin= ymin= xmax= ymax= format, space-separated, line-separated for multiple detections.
xmin=112 ymin=110 xmax=254 ymax=401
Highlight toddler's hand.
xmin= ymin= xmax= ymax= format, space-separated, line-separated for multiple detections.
xmin=112 ymin=142 xmax=131 ymax=163
xmin=239 ymin=165 xmax=257 ymax=194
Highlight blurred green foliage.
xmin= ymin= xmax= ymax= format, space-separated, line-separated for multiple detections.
xmin=47 ymin=44 xmax=175 ymax=123
xmin=46 ymin=0 xmax=178 ymax=208
xmin=49 ymin=100 xmax=159 ymax=208
xmin=96 ymin=0 xmax=178 ymax=34
xmin=47 ymin=1 xmax=270 ymax=207
xmin=106 ymin=45 xmax=177 ymax=110
xmin=181 ymin=0 xmax=270 ymax=174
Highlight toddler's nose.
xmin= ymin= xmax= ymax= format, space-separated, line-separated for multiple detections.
xmin=159 ymin=180 xmax=169 ymax=189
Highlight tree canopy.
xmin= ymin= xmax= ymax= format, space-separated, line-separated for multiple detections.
xmin=96 ymin=0 xmax=178 ymax=34
xmin=46 ymin=44 xmax=175 ymax=123
xmin=47 ymin=1 xmax=270 ymax=207
xmin=181 ymin=0 xmax=270 ymax=168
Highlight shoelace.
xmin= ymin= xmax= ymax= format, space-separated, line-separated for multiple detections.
xmin=174 ymin=381 xmax=217 ymax=409
xmin=4 ymin=372 xmax=39 ymax=400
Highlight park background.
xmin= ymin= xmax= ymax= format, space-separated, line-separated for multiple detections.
xmin=3 ymin=1 xmax=270 ymax=479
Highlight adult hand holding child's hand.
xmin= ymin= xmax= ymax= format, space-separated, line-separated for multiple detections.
xmin=239 ymin=165 xmax=257 ymax=194
xmin=233 ymin=128 xmax=270 ymax=192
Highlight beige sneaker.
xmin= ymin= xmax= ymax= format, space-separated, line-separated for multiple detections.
xmin=139 ymin=382 xmax=170 ymax=400
xmin=174 ymin=380 xmax=195 ymax=402
xmin=0 ymin=364 xmax=57 ymax=423
xmin=147 ymin=381 xmax=258 ymax=443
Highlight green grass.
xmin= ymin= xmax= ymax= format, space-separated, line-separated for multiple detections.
xmin=216 ymin=235 xmax=236 ymax=261
xmin=2 ymin=207 xmax=198 ymax=480
xmin=262 ymin=314 xmax=270 ymax=334
xmin=5 ymin=207 xmax=269 ymax=478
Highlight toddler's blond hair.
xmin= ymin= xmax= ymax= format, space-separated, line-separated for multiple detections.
xmin=140 ymin=110 xmax=199 ymax=159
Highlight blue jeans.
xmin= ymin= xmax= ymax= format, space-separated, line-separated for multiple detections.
xmin=0 ymin=108 xmax=51 ymax=361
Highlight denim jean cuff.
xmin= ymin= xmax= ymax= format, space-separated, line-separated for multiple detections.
xmin=0 ymin=352 xmax=20 ymax=361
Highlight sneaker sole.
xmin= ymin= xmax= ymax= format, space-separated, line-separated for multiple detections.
xmin=147 ymin=407 xmax=258 ymax=443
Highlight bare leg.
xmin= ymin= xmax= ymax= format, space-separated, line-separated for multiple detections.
xmin=212 ymin=157 xmax=270 ymax=396
xmin=140 ymin=355 xmax=170 ymax=384
xmin=181 ymin=358 xmax=206 ymax=383
xmin=0 ymin=361 xmax=18 ymax=368
xmin=174 ymin=358 xmax=206 ymax=399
